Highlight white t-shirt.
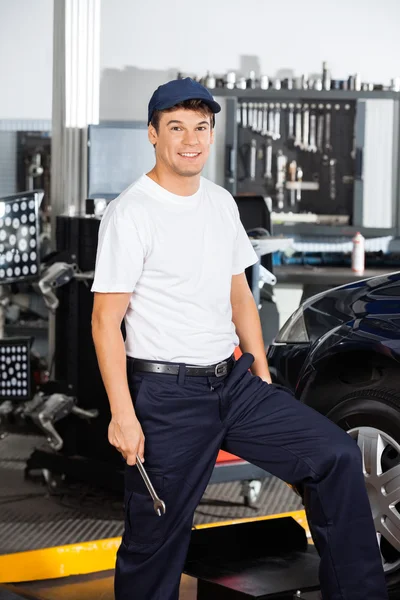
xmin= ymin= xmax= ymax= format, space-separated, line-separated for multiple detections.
xmin=91 ymin=174 xmax=258 ymax=365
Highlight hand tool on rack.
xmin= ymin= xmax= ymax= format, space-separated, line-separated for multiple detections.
xmin=256 ymin=103 xmax=263 ymax=132
xmin=309 ymin=111 xmax=317 ymax=153
xmin=324 ymin=105 xmax=332 ymax=152
xmin=276 ymin=151 xmax=287 ymax=210
xmin=329 ymin=158 xmax=337 ymax=200
xmin=288 ymin=160 xmax=297 ymax=207
xmin=242 ymin=102 xmax=248 ymax=129
xmin=249 ymin=103 xmax=255 ymax=131
xmin=302 ymin=104 xmax=310 ymax=151
xmin=296 ymin=166 xmax=303 ymax=202
xmin=273 ymin=103 xmax=281 ymax=140
xmin=268 ymin=103 xmax=275 ymax=138
xmin=248 ymin=103 xmax=254 ymax=129
xmin=294 ymin=104 xmax=302 ymax=148
xmin=264 ymin=140 xmax=273 ymax=186
xmin=136 ymin=456 xmax=166 ymax=516
xmin=288 ymin=103 xmax=295 ymax=140
xmin=252 ymin=103 xmax=259 ymax=132
xmin=262 ymin=103 xmax=268 ymax=136
xmin=250 ymin=139 xmax=257 ymax=181
xmin=257 ymin=103 xmax=264 ymax=133
xmin=317 ymin=105 xmax=324 ymax=152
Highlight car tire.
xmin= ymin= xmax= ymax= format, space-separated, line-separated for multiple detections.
xmin=314 ymin=385 xmax=400 ymax=583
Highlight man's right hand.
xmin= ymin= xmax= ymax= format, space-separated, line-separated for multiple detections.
xmin=108 ymin=412 xmax=145 ymax=465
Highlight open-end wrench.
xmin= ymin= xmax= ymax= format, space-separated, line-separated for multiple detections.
xmin=329 ymin=158 xmax=337 ymax=200
xmin=276 ymin=151 xmax=287 ymax=210
xmin=264 ymin=140 xmax=273 ymax=184
xmin=288 ymin=103 xmax=295 ymax=140
xmin=242 ymin=102 xmax=248 ymax=128
xmin=302 ymin=104 xmax=309 ymax=151
xmin=268 ymin=103 xmax=275 ymax=137
xmin=248 ymin=103 xmax=253 ymax=129
xmin=325 ymin=105 xmax=332 ymax=152
xmin=136 ymin=456 xmax=166 ymax=516
xmin=273 ymin=103 xmax=281 ymax=140
xmin=257 ymin=103 xmax=263 ymax=133
xmin=252 ymin=103 xmax=259 ymax=132
xmin=288 ymin=160 xmax=297 ymax=207
xmin=309 ymin=114 xmax=317 ymax=152
xmin=262 ymin=103 xmax=268 ymax=136
xmin=296 ymin=166 xmax=303 ymax=202
xmin=317 ymin=111 xmax=324 ymax=153
xmin=294 ymin=105 xmax=302 ymax=148
xmin=250 ymin=139 xmax=257 ymax=180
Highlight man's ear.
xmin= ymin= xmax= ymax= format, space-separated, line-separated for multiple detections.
xmin=148 ymin=124 xmax=158 ymax=146
xmin=210 ymin=127 xmax=215 ymax=145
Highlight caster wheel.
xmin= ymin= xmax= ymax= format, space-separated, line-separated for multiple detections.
xmin=242 ymin=479 xmax=263 ymax=508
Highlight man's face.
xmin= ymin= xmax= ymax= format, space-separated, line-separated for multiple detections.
xmin=149 ymin=108 xmax=214 ymax=177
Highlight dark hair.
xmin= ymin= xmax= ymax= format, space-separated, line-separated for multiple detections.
xmin=150 ymin=99 xmax=215 ymax=132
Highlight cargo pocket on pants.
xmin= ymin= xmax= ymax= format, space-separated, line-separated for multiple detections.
xmin=123 ymin=465 xmax=165 ymax=549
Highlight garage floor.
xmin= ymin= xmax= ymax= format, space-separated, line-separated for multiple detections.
xmin=4 ymin=573 xmax=197 ymax=600
xmin=0 ymin=434 xmax=303 ymax=599
xmin=0 ymin=434 xmax=302 ymax=554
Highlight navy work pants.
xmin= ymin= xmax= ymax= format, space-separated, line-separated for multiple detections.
xmin=115 ymin=353 xmax=387 ymax=600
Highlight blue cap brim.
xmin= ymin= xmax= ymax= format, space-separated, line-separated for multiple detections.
xmin=149 ymin=95 xmax=221 ymax=124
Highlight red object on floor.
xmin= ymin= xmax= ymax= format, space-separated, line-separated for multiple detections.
xmin=216 ymin=347 xmax=243 ymax=464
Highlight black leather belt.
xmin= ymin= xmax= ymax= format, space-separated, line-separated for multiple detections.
xmin=129 ymin=355 xmax=235 ymax=378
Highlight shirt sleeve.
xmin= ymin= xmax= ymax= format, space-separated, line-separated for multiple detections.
xmin=91 ymin=208 xmax=145 ymax=293
xmin=232 ymin=214 xmax=259 ymax=275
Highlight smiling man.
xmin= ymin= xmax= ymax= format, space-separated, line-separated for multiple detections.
xmin=91 ymin=78 xmax=388 ymax=600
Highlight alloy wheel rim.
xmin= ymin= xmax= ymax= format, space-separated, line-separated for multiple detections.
xmin=348 ymin=426 xmax=400 ymax=573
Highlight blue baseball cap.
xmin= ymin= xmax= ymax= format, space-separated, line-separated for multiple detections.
xmin=148 ymin=78 xmax=221 ymax=125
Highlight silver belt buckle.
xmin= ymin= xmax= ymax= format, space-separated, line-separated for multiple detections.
xmin=215 ymin=360 xmax=228 ymax=377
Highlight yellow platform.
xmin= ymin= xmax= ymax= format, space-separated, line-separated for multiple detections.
xmin=0 ymin=510 xmax=308 ymax=583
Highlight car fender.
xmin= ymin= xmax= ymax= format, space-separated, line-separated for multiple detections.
xmin=296 ymin=317 xmax=400 ymax=397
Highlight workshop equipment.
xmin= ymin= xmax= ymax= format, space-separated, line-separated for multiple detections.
xmin=0 ymin=190 xmax=42 ymax=285
xmin=187 ymin=59 xmax=400 ymax=238
xmin=16 ymin=132 xmax=51 ymax=215
xmin=184 ymin=516 xmax=321 ymax=599
xmin=214 ymin=86 xmax=400 ymax=238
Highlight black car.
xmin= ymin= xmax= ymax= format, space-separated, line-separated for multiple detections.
xmin=267 ymin=271 xmax=400 ymax=577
